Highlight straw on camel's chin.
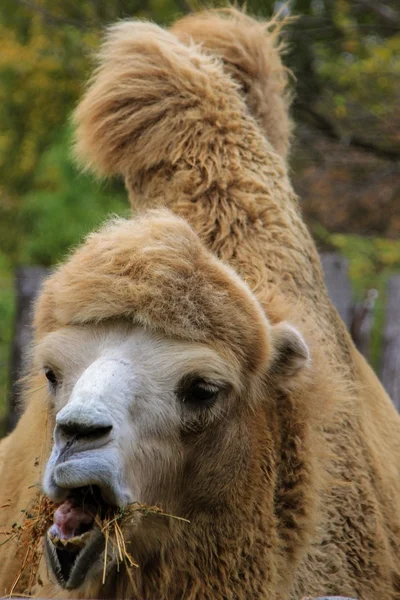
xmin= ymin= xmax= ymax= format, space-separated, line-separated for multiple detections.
xmin=45 ymin=488 xmax=107 ymax=590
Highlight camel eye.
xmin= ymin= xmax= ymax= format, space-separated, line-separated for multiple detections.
xmin=44 ymin=367 xmax=58 ymax=390
xmin=179 ymin=376 xmax=220 ymax=408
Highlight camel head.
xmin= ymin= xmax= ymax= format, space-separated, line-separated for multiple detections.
xmin=33 ymin=210 xmax=309 ymax=592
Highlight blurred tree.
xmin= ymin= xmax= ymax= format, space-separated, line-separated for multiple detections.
xmin=246 ymin=0 xmax=400 ymax=160
xmin=19 ymin=126 xmax=129 ymax=266
xmin=281 ymin=0 xmax=400 ymax=238
xmin=1 ymin=0 xmax=398 ymax=256
xmin=0 ymin=0 xmax=186 ymax=262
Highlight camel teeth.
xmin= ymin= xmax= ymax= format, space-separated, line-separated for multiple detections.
xmin=48 ymin=529 xmax=92 ymax=550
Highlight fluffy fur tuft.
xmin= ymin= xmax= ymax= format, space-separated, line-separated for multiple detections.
xmin=34 ymin=210 xmax=272 ymax=377
xmin=171 ymin=8 xmax=293 ymax=158
xmin=74 ymin=21 xmax=245 ymax=177
xmin=73 ymin=14 xmax=311 ymax=304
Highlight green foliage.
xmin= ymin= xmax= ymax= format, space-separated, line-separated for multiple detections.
xmin=317 ymin=229 xmax=400 ymax=296
xmin=0 ymin=127 xmax=128 ymax=426
xmin=19 ymin=128 xmax=129 ymax=266
xmin=0 ymin=0 xmax=185 ymax=261
xmin=315 ymin=23 xmax=400 ymax=147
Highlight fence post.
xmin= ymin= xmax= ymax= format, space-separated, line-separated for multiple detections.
xmin=6 ymin=266 xmax=48 ymax=432
xmin=320 ymin=253 xmax=353 ymax=329
xmin=350 ymin=289 xmax=378 ymax=361
xmin=381 ymin=275 xmax=400 ymax=411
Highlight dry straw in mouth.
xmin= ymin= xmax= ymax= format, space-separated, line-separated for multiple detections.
xmin=0 ymin=492 xmax=189 ymax=596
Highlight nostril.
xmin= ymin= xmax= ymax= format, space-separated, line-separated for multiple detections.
xmin=58 ymin=422 xmax=113 ymax=441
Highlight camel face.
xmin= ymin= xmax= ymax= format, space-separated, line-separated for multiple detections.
xmin=39 ymin=320 xmax=243 ymax=587
xmin=37 ymin=314 xmax=308 ymax=590
xmin=41 ymin=321 xmax=238 ymax=505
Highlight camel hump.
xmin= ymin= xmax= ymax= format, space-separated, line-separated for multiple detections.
xmin=73 ymin=19 xmax=243 ymax=179
xmin=171 ymin=8 xmax=293 ymax=159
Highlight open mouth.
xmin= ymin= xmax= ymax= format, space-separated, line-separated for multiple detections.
xmin=45 ymin=486 xmax=109 ymax=590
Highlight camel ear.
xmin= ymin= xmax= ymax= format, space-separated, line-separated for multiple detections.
xmin=269 ymin=322 xmax=310 ymax=378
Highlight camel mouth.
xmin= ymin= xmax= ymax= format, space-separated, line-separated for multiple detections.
xmin=45 ymin=486 xmax=109 ymax=590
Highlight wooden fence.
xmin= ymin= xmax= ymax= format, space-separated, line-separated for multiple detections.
xmin=6 ymin=266 xmax=48 ymax=432
xmin=4 ymin=255 xmax=400 ymax=432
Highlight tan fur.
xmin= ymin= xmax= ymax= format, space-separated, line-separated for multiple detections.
xmin=0 ymin=212 xmax=347 ymax=600
xmin=171 ymin=8 xmax=293 ymax=159
xmin=33 ymin=210 xmax=272 ymax=380
xmin=73 ymin=15 xmax=353 ymax=367
xmin=0 ymin=381 xmax=53 ymax=595
xmin=1 ymin=10 xmax=400 ymax=600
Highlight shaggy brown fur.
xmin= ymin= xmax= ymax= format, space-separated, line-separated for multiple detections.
xmin=1 ymin=9 xmax=400 ymax=600
xmin=33 ymin=211 xmax=273 ymax=378
xmin=0 ymin=211 xmax=348 ymax=600
xmin=73 ymin=13 xmax=348 ymax=366
xmin=171 ymin=8 xmax=293 ymax=159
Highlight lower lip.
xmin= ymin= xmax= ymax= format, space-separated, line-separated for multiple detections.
xmin=45 ymin=527 xmax=105 ymax=590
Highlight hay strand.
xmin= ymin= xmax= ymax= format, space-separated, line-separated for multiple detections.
xmin=2 ymin=493 xmax=189 ymax=596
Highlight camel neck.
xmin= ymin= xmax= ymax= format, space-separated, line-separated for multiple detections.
xmin=126 ymin=147 xmax=351 ymax=364
xmin=127 ymin=147 xmax=323 ymax=307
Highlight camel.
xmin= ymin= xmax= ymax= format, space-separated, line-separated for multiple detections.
xmin=1 ymin=8 xmax=400 ymax=600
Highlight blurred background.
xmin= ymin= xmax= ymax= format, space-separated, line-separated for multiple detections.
xmin=0 ymin=0 xmax=399 ymax=434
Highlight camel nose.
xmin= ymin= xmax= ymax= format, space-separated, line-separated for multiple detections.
xmin=57 ymin=421 xmax=113 ymax=441
xmin=55 ymin=408 xmax=113 ymax=445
